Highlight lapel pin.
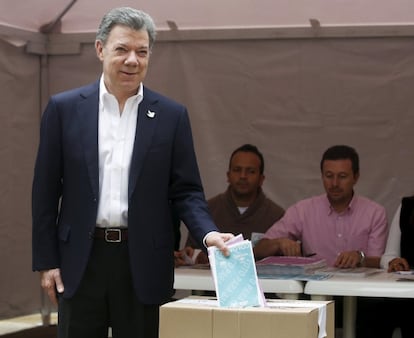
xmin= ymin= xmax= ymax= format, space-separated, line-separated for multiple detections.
xmin=146 ymin=110 xmax=156 ymax=118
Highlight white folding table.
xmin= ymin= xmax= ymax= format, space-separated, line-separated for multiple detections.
xmin=304 ymin=270 xmax=414 ymax=338
xmin=174 ymin=267 xmax=304 ymax=299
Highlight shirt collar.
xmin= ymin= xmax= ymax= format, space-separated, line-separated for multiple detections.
xmin=324 ymin=192 xmax=356 ymax=215
xmin=99 ymin=75 xmax=143 ymax=106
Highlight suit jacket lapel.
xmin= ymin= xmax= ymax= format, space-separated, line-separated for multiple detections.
xmin=128 ymin=90 xmax=158 ymax=199
xmin=75 ymin=82 xmax=158 ymax=201
xmin=77 ymin=83 xmax=100 ymax=200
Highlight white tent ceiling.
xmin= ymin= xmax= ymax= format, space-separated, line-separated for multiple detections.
xmin=1 ymin=0 xmax=414 ymax=33
xmin=2 ymin=0 xmax=414 ymax=55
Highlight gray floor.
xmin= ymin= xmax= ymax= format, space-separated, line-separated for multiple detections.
xmin=0 ymin=313 xmax=115 ymax=337
xmin=0 ymin=313 xmax=57 ymax=335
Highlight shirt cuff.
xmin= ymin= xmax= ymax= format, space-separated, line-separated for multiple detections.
xmin=202 ymin=231 xmax=219 ymax=248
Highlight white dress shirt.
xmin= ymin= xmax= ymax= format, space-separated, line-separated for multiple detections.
xmin=96 ymin=76 xmax=143 ymax=228
xmin=380 ymin=204 xmax=402 ymax=268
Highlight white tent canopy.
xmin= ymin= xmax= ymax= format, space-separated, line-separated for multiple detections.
xmin=1 ymin=0 xmax=414 ymax=319
xmin=2 ymin=0 xmax=414 ymax=54
xmin=1 ymin=0 xmax=414 ymax=33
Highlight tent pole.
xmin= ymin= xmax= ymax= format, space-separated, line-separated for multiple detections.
xmin=39 ymin=54 xmax=49 ymax=118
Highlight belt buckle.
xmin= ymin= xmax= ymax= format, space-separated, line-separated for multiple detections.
xmin=105 ymin=229 xmax=121 ymax=243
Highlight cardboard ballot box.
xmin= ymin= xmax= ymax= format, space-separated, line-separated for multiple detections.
xmin=159 ymin=296 xmax=334 ymax=338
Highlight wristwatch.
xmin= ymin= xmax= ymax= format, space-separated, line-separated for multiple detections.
xmin=358 ymin=251 xmax=366 ymax=266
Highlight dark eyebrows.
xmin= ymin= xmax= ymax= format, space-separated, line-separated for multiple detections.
xmin=231 ymin=166 xmax=258 ymax=172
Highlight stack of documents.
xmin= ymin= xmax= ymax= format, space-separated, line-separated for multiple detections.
xmin=256 ymin=256 xmax=327 ymax=277
xmin=208 ymin=234 xmax=266 ymax=308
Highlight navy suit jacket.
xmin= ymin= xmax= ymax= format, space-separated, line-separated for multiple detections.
xmin=32 ymin=80 xmax=218 ymax=304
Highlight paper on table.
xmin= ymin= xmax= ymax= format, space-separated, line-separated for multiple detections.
xmin=250 ymin=232 xmax=264 ymax=247
xmin=394 ymin=270 xmax=414 ymax=281
xmin=208 ymin=234 xmax=266 ymax=308
xmin=181 ymin=249 xmax=202 ymax=265
xmin=314 ymin=266 xmax=383 ymax=277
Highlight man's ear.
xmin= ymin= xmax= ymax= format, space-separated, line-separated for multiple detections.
xmin=353 ymin=172 xmax=360 ymax=184
xmin=95 ymin=40 xmax=104 ymax=61
xmin=259 ymin=174 xmax=265 ymax=187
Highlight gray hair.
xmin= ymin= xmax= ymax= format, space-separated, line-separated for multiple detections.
xmin=96 ymin=7 xmax=157 ymax=49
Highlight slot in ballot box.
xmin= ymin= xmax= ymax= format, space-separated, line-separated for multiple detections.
xmin=159 ymin=296 xmax=334 ymax=338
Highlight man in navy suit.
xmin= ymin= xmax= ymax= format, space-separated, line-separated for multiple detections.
xmin=32 ymin=7 xmax=233 ymax=338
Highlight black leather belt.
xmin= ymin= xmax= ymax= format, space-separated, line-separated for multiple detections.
xmin=94 ymin=228 xmax=128 ymax=242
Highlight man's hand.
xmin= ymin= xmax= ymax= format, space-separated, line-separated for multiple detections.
xmin=334 ymin=251 xmax=361 ymax=268
xmin=388 ymin=257 xmax=410 ymax=272
xmin=205 ymin=231 xmax=234 ymax=257
xmin=277 ymin=238 xmax=301 ymax=257
xmin=253 ymin=237 xmax=301 ymax=260
xmin=40 ymin=268 xmax=64 ymax=305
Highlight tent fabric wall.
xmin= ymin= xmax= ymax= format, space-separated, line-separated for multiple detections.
xmin=0 ymin=39 xmax=40 ymax=318
xmin=144 ymin=36 xmax=414 ymax=213
xmin=1 ymin=35 xmax=414 ymax=318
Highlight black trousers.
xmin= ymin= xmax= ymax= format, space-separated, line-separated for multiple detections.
xmin=58 ymin=240 xmax=159 ymax=338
